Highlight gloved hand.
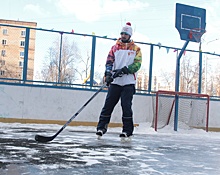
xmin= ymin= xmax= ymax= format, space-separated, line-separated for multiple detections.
xmin=104 ymin=71 xmax=113 ymax=86
xmin=113 ymin=66 xmax=129 ymax=78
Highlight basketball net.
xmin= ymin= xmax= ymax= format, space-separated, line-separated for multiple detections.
xmin=189 ymin=28 xmax=206 ymax=43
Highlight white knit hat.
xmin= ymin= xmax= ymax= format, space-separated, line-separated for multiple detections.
xmin=120 ymin=22 xmax=133 ymax=36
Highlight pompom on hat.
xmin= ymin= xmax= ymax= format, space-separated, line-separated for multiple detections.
xmin=120 ymin=22 xmax=133 ymax=36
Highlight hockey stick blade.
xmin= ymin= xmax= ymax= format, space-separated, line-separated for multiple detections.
xmin=34 ymin=84 xmax=105 ymax=143
xmin=35 ymin=134 xmax=55 ymax=143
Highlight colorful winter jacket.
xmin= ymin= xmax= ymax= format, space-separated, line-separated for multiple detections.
xmin=105 ymin=38 xmax=142 ymax=86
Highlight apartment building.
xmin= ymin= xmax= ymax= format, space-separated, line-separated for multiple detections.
xmin=0 ymin=19 xmax=37 ymax=81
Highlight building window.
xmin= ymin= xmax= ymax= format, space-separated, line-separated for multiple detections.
xmin=19 ymin=61 xmax=23 ymax=67
xmin=1 ymin=50 xmax=6 ymax=56
xmin=0 ymin=60 xmax=5 ymax=65
xmin=20 ymin=41 xmax=25 ymax=47
xmin=21 ymin=30 xmax=26 ymax=37
xmin=2 ymin=40 xmax=7 ymax=45
xmin=0 ymin=70 xmax=5 ymax=76
xmin=20 ymin=51 xmax=24 ymax=57
xmin=3 ymin=29 xmax=8 ymax=35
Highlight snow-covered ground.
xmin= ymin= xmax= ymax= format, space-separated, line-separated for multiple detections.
xmin=0 ymin=122 xmax=220 ymax=175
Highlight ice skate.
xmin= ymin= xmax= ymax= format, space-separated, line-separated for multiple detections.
xmin=96 ymin=130 xmax=103 ymax=140
xmin=119 ymin=132 xmax=132 ymax=142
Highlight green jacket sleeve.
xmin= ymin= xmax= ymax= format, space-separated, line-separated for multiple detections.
xmin=128 ymin=46 xmax=142 ymax=74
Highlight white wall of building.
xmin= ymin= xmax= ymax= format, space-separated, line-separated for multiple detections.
xmin=0 ymin=84 xmax=219 ymax=129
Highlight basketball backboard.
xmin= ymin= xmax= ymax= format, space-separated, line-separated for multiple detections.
xmin=175 ymin=3 xmax=206 ymax=42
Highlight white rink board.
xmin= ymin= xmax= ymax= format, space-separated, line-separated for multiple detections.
xmin=0 ymin=84 xmax=219 ymax=128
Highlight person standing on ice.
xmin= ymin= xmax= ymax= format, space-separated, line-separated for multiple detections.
xmin=96 ymin=22 xmax=142 ymax=138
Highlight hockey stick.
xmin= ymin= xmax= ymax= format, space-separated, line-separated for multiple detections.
xmin=35 ymin=84 xmax=106 ymax=143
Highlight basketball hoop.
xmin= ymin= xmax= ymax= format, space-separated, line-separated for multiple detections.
xmin=189 ymin=28 xmax=206 ymax=43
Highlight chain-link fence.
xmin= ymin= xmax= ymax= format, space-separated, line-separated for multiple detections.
xmin=1 ymin=23 xmax=220 ymax=96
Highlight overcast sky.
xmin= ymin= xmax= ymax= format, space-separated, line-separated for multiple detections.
xmin=1 ymin=0 xmax=220 ymax=51
xmin=1 ymin=0 xmax=220 ymax=81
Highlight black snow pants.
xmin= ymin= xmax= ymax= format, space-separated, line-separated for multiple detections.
xmin=96 ymin=84 xmax=135 ymax=135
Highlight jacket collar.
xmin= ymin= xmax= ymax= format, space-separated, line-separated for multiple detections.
xmin=116 ymin=38 xmax=134 ymax=46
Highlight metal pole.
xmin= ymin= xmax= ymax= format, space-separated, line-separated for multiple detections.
xmin=23 ymin=27 xmax=30 ymax=83
xmin=90 ymin=36 xmax=96 ymax=87
xmin=198 ymin=51 xmax=202 ymax=93
xmin=174 ymin=40 xmax=189 ymax=131
xmin=148 ymin=44 xmax=154 ymax=93
xmin=58 ymin=32 xmax=63 ymax=83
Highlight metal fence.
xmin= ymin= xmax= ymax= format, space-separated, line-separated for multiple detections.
xmin=1 ymin=23 xmax=220 ymax=96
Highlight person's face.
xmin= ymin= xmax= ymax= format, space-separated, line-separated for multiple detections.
xmin=120 ymin=32 xmax=130 ymax=42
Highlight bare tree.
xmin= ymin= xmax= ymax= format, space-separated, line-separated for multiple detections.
xmin=0 ymin=60 xmax=23 ymax=81
xmin=159 ymin=55 xmax=206 ymax=93
xmin=159 ymin=70 xmax=175 ymax=91
xmin=75 ymin=51 xmax=91 ymax=82
xmin=212 ymin=63 xmax=220 ymax=96
xmin=41 ymin=36 xmax=81 ymax=84
xmin=180 ymin=55 xmax=203 ymax=93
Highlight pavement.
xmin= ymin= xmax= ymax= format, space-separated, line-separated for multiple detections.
xmin=0 ymin=123 xmax=220 ymax=175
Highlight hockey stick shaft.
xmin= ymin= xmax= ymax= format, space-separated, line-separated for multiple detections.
xmin=35 ymin=84 xmax=106 ymax=143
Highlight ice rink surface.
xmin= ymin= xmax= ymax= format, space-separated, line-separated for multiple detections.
xmin=0 ymin=122 xmax=220 ymax=175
